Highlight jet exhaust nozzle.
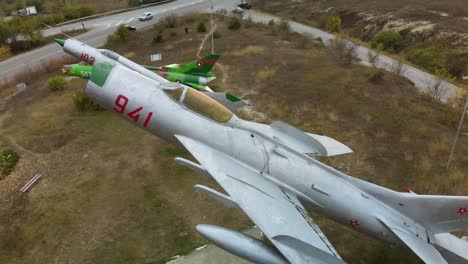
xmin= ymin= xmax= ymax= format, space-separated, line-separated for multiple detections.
xmin=196 ymin=224 xmax=288 ymax=264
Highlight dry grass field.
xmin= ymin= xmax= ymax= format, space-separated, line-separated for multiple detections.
xmin=0 ymin=14 xmax=467 ymax=263
xmin=253 ymin=0 xmax=468 ymax=33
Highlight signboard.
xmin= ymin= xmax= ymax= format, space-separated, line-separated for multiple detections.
xmin=150 ymin=54 xmax=162 ymax=62
xmin=16 ymin=83 xmax=26 ymax=93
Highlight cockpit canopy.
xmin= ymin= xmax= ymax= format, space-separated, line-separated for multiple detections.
xmin=165 ymin=86 xmax=233 ymax=123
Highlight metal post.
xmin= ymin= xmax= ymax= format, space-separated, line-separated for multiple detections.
xmin=210 ymin=4 xmax=214 ymax=54
xmin=447 ymin=98 xmax=468 ymax=169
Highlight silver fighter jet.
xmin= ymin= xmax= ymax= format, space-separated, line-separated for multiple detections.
xmin=55 ymin=39 xmax=468 ymax=264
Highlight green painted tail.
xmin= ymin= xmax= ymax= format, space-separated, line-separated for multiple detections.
xmin=176 ymin=54 xmax=220 ymax=76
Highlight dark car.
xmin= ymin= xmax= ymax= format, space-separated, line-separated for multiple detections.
xmin=238 ymin=2 xmax=252 ymax=9
xmin=126 ymin=25 xmax=136 ymax=31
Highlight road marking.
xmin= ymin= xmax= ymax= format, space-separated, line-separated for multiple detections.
xmin=125 ymin=17 xmax=134 ymax=24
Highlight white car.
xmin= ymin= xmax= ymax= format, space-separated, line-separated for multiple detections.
xmin=232 ymin=7 xmax=244 ymax=14
xmin=139 ymin=12 xmax=153 ymax=21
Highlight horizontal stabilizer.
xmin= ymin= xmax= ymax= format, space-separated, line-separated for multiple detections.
xmin=271 ymin=121 xmax=352 ymax=157
xmin=431 ymin=233 xmax=468 ymax=262
xmin=379 ymin=217 xmax=448 ymax=264
xmin=194 ymin=184 xmax=239 ymax=208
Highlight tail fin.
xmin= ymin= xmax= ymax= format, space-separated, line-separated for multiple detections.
xmin=177 ymin=54 xmax=220 ymax=76
xmin=341 ymin=176 xmax=468 ymax=234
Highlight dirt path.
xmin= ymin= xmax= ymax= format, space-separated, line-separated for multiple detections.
xmin=197 ymin=23 xmax=217 ymax=58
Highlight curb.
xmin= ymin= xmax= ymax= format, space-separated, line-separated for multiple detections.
xmin=56 ymin=0 xmax=175 ymax=26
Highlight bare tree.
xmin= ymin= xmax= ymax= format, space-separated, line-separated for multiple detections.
xmin=368 ymin=49 xmax=379 ymax=67
xmin=391 ymin=60 xmax=407 ymax=76
xmin=327 ymin=38 xmax=357 ymax=66
xmin=427 ymin=77 xmax=448 ymax=101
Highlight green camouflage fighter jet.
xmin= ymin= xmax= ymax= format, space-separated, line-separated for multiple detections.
xmin=60 ymin=54 xmax=220 ymax=91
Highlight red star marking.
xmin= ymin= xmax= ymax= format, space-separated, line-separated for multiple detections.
xmin=458 ymin=207 xmax=467 ymax=215
xmin=349 ymin=219 xmax=360 ymax=228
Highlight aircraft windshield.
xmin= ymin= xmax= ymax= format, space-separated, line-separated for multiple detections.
xmin=164 ymin=87 xmax=233 ymax=123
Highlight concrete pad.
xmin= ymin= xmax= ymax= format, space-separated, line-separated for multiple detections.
xmin=167 ymin=227 xmax=262 ymax=264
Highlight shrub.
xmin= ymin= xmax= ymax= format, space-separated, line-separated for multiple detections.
xmin=406 ymin=45 xmax=447 ymax=73
xmin=0 ymin=149 xmax=19 ymax=179
xmin=368 ymin=70 xmax=385 ymax=84
xmin=73 ymin=90 xmax=103 ymax=111
xmin=115 ymin=24 xmax=130 ymax=42
xmin=371 ymin=30 xmax=404 ymax=53
xmin=445 ymin=52 xmax=467 ymax=78
xmin=197 ymin=22 xmax=207 ymax=32
xmin=152 ymin=34 xmax=164 ymax=44
xmin=327 ymin=37 xmax=356 ymax=66
xmin=169 ymin=31 xmax=177 ymax=37
xmin=0 ymin=44 xmax=11 ymax=60
xmin=213 ymin=31 xmax=221 ymax=39
xmin=267 ymin=19 xmax=275 ymax=27
xmin=164 ymin=14 xmax=177 ymax=28
xmin=47 ymin=76 xmax=68 ymax=91
xmin=77 ymin=6 xmax=94 ymax=18
xmin=227 ymin=17 xmax=241 ymax=30
xmin=326 ymin=15 xmax=341 ymax=32
xmin=277 ymin=18 xmax=290 ymax=40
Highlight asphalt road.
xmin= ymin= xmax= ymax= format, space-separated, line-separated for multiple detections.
xmin=1 ymin=1 xmax=460 ymax=102
xmin=0 ymin=0 xmax=238 ymax=84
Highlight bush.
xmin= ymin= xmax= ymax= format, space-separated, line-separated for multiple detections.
xmin=152 ymin=34 xmax=164 ymax=43
xmin=77 ymin=6 xmax=94 ymax=17
xmin=213 ymin=31 xmax=221 ymax=39
xmin=368 ymin=70 xmax=385 ymax=84
xmin=164 ymin=14 xmax=177 ymax=28
xmin=47 ymin=76 xmax=68 ymax=91
xmin=170 ymin=31 xmax=177 ymax=37
xmin=73 ymin=90 xmax=103 ymax=111
xmin=326 ymin=15 xmax=341 ymax=32
xmin=0 ymin=149 xmax=19 ymax=179
xmin=327 ymin=37 xmax=356 ymax=66
xmin=0 ymin=44 xmax=11 ymax=60
xmin=268 ymin=19 xmax=275 ymax=27
xmin=197 ymin=22 xmax=207 ymax=32
xmin=406 ymin=45 xmax=447 ymax=73
xmin=228 ymin=17 xmax=241 ymax=30
xmin=371 ymin=30 xmax=404 ymax=53
xmin=446 ymin=53 xmax=467 ymax=79
xmin=115 ymin=24 xmax=130 ymax=42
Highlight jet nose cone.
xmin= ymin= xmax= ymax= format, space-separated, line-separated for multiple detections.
xmin=53 ymin=38 xmax=65 ymax=47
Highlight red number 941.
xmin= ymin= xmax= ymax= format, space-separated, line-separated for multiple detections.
xmin=113 ymin=95 xmax=153 ymax=128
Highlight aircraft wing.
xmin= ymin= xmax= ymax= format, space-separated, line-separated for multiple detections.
xmin=175 ymin=135 xmax=346 ymax=264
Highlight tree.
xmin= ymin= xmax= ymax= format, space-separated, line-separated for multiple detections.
xmin=326 ymin=15 xmax=341 ymax=32
xmin=115 ymin=24 xmax=130 ymax=42
xmin=371 ymin=31 xmax=404 ymax=53
xmin=197 ymin=22 xmax=207 ymax=32
xmin=0 ymin=21 xmax=12 ymax=44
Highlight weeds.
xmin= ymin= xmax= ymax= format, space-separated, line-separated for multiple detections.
xmin=0 ymin=149 xmax=19 ymax=179
xmin=228 ymin=17 xmax=241 ymax=30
